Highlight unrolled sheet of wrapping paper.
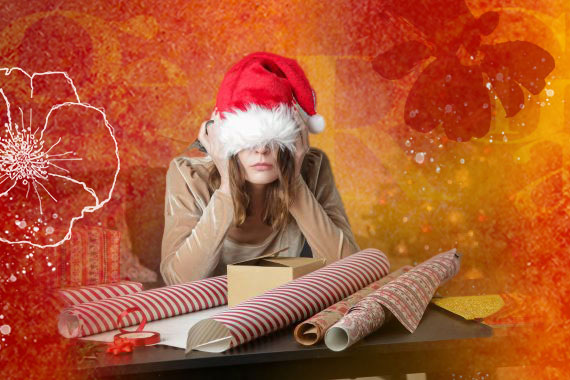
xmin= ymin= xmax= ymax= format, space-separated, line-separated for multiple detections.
xmin=80 ymin=306 xmax=229 ymax=349
xmin=57 ymin=281 xmax=144 ymax=307
xmin=293 ymin=265 xmax=413 ymax=346
xmin=431 ymin=295 xmax=505 ymax=320
xmin=186 ymin=248 xmax=391 ymax=354
xmin=58 ymin=275 xmax=227 ymax=338
xmin=324 ymin=249 xmax=461 ymax=352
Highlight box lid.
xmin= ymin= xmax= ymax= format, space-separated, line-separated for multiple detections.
xmin=259 ymin=257 xmax=326 ymax=268
xmin=229 ymin=247 xmax=289 ymax=266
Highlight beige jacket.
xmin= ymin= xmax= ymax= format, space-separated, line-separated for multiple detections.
xmin=160 ymin=147 xmax=361 ymax=285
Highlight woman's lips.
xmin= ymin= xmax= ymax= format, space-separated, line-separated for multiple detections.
xmin=252 ymin=164 xmax=273 ymax=171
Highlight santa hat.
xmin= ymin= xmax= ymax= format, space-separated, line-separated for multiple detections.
xmin=211 ymin=52 xmax=325 ymax=158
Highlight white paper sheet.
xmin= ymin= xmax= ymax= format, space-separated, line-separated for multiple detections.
xmin=80 ymin=305 xmax=228 ymax=349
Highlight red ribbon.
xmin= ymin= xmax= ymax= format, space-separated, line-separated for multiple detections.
xmin=116 ymin=306 xmax=148 ymax=334
xmin=105 ymin=306 xmax=160 ymax=355
xmin=106 ymin=337 xmax=134 ymax=355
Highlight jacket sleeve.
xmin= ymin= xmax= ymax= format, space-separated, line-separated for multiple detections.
xmin=160 ymin=159 xmax=235 ymax=285
xmin=288 ymin=152 xmax=361 ymax=264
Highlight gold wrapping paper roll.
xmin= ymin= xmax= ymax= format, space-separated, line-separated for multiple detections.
xmin=293 ymin=265 xmax=412 ymax=346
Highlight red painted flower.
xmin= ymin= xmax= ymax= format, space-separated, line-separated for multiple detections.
xmin=372 ymin=1 xmax=555 ymax=141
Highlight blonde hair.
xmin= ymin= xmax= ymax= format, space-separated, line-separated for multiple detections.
xmin=206 ymin=146 xmax=299 ymax=232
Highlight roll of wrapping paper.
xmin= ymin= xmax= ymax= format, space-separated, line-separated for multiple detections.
xmin=186 ymin=248 xmax=390 ymax=354
xmin=293 ymin=265 xmax=413 ymax=346
xmin=324 ymin=249 xmax=461 ymax=352
xmin=58 ymin=275 xmax=227 ymax=338
xmin=57 ymin=281 xmax=144 ymax=307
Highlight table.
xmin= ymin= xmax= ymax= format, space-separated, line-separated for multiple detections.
xmin=75 ymin=303 xmax=528 ymax=380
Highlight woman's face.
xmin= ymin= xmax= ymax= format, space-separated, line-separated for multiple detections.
xmin=237 ymin=144 xmax=279 ymax=185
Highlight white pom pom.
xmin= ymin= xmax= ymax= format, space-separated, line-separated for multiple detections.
xmin=308 ymin=114 xmax=325 ymax=134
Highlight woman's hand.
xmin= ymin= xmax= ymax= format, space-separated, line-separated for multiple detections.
xmin=293 ymin=107 xmax=310 ymax=183
xmin=198 ymin=116 xmax=231 ymax=194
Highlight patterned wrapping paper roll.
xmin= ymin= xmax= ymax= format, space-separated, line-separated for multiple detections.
xmin=186 ymin=248 xmax=390 ymax=354
xmin=57 ymin=281 xmax=144 ymax=307
xmin=325 ymin=249 xmax=461 ymax=352
xmin=58 ymin=275 xmax=228 ymax=338
xmin=293 ymin=265 xmax=413 ymax=346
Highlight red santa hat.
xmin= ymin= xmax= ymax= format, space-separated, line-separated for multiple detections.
xmin=211 ymin=52 xmax=325 ymax=158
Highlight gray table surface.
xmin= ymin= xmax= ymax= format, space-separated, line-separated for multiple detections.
xmin=78 ymin=303 xmax=496 ymax=379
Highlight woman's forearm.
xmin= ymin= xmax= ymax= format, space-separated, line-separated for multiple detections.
xmin=288 ymin=176 xmax=359 ymax=264
xmin=160 ymin=189 xmax=234 ymax=284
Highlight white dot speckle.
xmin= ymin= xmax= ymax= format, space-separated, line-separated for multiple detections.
xmin=0 ymin=325 xmax=11 ymax=335
xmin=415 ymin=152 xmax=426 ymax=164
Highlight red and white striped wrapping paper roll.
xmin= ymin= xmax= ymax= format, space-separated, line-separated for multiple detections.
xmin=58 ymin=275 xmax=228 ymax=338
xmin=186 ymin=248 xmax=390 ymax=353
xmin=324 ymin=249 xmax=462 ymax=351
xmin=57 ymin=281 xmax=144 ymax=307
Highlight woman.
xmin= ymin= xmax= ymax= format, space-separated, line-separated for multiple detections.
xmin=160 ymin=52 xmax=360 ymax=285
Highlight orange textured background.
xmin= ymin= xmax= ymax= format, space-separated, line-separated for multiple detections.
xmin=0 ymin=1 xmax=568 ymax=379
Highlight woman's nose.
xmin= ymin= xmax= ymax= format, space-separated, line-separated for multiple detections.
xmin=255 ymin=145 xmax=270 ymax=154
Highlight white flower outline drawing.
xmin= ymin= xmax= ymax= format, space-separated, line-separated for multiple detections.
xmin=0 ymin=67 xmax=120 ymax=249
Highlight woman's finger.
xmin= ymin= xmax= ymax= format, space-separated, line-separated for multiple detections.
xmin=198 ymin=120 xmax=210 ymax=152
xmin=301 ymin=121 xmax=309 ymax=151
xmin=208 ymin=120 xmax=218 ymax=148
xmin=295 ymin=126 xmax=304 ymax=154
xmin=198 ymin=120 xmax=205 ymax=142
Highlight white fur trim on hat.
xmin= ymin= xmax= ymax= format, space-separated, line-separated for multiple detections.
xmin=215 ymin=103 xmax=302 ymax=158
xmin=308 ymin=114 xmax=325 ymax=133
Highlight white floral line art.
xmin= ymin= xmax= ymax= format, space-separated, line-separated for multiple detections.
xmin=0 ymin=68 xmax=120 ymax=249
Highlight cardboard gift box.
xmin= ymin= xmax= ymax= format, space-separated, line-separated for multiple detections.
xmin=227 ymin=248 xmax=326 ymax=307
